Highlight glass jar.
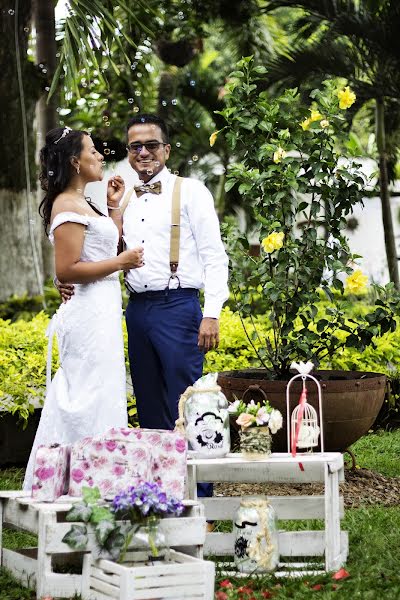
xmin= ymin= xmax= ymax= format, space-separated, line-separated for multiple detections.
xmin=131 ymin=516 xmax=167 ymax=561
xmin=239 ymin=426 xmax=272 ymax=460
xmin=184 ymin=376 xmax=231 ymax=458
xmin=233 ymin=498 xmax=279 ymax=573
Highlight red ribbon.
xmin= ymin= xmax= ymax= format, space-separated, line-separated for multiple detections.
xmin=291 ymin=387 xmax=308 ymax=463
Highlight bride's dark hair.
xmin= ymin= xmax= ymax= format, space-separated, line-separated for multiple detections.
xmin=39 ymin=127 xmax=87 ymax=232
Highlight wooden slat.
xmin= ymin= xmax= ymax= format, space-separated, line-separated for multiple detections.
xmin=45 ymin=516 xmax=205 ymax=553
xmin=202 ymin=495 xmax=344 ymax=520
xmin=2 ymin=548 xmax=37 ymax=585
xmin=3 ymin=500 xmax=39 ymax=534
xmin=204 ymin=530 xmax=348 ymax=557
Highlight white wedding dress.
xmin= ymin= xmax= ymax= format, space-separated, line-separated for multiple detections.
xmin=23 ymin=212 xmax=128 ymax=491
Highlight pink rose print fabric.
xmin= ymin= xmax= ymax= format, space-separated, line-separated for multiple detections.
xmin=32 ymin=444 xmax=70 ymax=502
xmin=68 ymin=435 xmax=152 ymax=497
xmin=69 ymin=428 xmax=187 ymax=499
xmin=106 ymin=428 xmax=188 ymax=499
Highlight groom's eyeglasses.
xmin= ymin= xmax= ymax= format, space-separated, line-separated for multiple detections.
xmin=126 ymin=141 xmax=167 ymax=154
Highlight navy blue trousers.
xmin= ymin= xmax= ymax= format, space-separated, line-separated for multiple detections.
xmin=125 ymin=288 xmax=212 ymax=498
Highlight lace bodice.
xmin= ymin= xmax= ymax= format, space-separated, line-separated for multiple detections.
xmin=49 ymin=212 xmax=119 ymax=262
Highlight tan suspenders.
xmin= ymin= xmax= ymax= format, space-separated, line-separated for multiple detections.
xmin=120 ymin=176 xmax=183 ymax=278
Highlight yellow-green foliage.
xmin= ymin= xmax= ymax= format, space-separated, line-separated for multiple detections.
xmin=1 ymin=305 xmax=400 ymax=424
xmin=0 ymin=313 xmax=58 ymax=422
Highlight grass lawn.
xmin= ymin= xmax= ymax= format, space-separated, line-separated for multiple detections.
xmin=0 ymin=430 xmax=399 ymax=599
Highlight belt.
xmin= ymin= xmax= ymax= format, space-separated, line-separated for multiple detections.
xmin=129 ymin=287 xmax=199 ymax=300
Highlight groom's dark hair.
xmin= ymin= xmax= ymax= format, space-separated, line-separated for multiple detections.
xmin=126 ymin=114 xmax=169 ymax=143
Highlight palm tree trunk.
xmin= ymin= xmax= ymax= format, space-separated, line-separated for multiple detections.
xmin=0 ymin=0 xmax=44 ymax=301
xmin=33 ymin=0 xmax=57 ymax=281
xmin=375 ymin=97 xmax=399 ymax=289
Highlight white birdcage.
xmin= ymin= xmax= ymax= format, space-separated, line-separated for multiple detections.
xmin=286 ymin=362 xmax=324 ymax=454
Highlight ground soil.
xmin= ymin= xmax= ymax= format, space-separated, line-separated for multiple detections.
xmin=215 ymin=467 xmax=400 ymax=508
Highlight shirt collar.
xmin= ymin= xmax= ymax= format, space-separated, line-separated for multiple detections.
xmin=141 ymin=166 xmax=171 ymax=186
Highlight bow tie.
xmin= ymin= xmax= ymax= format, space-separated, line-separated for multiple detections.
xmin=134 ymin=181 xmax=162 ymax=197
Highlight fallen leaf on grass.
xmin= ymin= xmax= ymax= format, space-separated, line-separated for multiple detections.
xmin=332 ymin=568 xmax=350 ymax=580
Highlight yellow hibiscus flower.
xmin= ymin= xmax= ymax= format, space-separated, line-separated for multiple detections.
xmin=261 ymin=232 xmax=285 ymax=253
xmin=209 ymin=131 xmax=218 ymax=147
xmin=337 ymin=86 xmax=356 ymax=110
xmin=273 ymin=147 xmax=287 ymax=163
xmin=346 ymin=269 xmax=368 ymax=293
xmin=309 ymin=109 xmax=323 ymax=122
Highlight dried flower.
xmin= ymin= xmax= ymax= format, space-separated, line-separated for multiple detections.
xmin=229 ymin=396 xmax=282 ymax=433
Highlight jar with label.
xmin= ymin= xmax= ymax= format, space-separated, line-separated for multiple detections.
xmin=177 ymin=373 xmax=231 ymax=458
xmin=233 ymin=498 xmax=279 ymax=573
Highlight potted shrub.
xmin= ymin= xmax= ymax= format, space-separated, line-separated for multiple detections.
xmin=213 ymin=57 xmax=400 ymax=451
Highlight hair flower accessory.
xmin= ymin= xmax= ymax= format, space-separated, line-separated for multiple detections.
xmin=54 ymin=126 xmax=72 ymax=144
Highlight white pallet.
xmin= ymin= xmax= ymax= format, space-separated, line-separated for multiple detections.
xmin=0 ymin=492 xmax=205 ymax=599
xmin=82 ymin=549 xmax=215 ymax=600
xmin=187 ymin=452 xmax=348 ymax=574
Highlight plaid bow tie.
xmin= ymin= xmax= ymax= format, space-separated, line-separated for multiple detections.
xmin=134 ymin=181 xmax=162 ymax=197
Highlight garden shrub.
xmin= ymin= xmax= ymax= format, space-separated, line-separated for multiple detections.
xmin=1 ymin=304 xmax=399 ymax=427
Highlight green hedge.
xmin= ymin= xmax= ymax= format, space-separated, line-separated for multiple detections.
xmin=1 ymin=305 xmax=399 ymax=426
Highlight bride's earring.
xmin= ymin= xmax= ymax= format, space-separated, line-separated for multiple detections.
xmin=76 ymin=165 xmax=80 ymax=175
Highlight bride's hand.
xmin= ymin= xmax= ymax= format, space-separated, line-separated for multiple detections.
xmin=119 ymin=247 xmax=144 ymax=270
xmin=107 ymin=175 xmax=125 ymax=206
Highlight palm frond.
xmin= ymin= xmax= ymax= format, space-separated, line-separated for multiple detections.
xmin=49 ymin=0 xmax=157 ymax=98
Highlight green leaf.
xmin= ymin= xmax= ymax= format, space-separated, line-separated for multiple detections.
xmin=62 ymin=524 xmax=88 ymax=550
xmin=95 ymin=520 xmax=117 ymax=545
xmin=90 ymin=505 xmax=114 ymax=525
xmin=82 ymin=486 xmax=101 ymax=505
xmin=66 ymin=503 xmax=92 ymax=523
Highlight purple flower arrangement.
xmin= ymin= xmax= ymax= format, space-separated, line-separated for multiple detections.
xmin=112 ymin=481 xmax=185 ymax=521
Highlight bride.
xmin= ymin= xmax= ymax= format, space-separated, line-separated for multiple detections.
xmin=23 ymin=126 xmax=143 ymax=490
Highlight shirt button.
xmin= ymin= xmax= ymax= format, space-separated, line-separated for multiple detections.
xmin=142 ymin=240 xmax=144 ymax=243
xmin=141 ymin=218 xmax=144 ymax=222
xmin=144 ymin=285 xmax=148 ymax=288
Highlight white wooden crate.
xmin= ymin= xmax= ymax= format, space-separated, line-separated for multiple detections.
xmin=82 ymin=548 xmax=215 ymax=600
xmin=187 ymin=452 xmax=348 ymax=575
xmin=0 ymin=492 xmax=206 ymax=599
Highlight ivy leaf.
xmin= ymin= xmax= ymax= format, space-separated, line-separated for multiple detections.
xmin=82 ymin=486 xmax=101 ymax=505
xmin=62 ymin=524 xmax=88 ymax=550
xmin=66 ymin=503 xmax=92 ymax=523
xmin=95 ymin=520 xmax=117 ymax=545
xmin=90 ymin=505 xmax=114 ymax=525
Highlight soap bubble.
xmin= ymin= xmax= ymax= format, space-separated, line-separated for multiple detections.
xmin=128 ymin=98 xmax=134 ymax=104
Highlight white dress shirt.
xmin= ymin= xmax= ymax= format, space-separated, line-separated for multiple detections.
xmin=123 ymin=167 xmax=229 ymax=318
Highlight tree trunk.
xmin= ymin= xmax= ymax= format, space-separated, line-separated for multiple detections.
xmin=0 ymin=0 xmax=44 ymax=301
xmin=33 ymin=0 xmax=57 ymax=281
xmin=375 ymin=97 xmax=399 ymax=289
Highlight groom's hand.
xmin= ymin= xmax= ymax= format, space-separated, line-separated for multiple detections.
xmin=53 ymin=276 xmax=74 ymax=303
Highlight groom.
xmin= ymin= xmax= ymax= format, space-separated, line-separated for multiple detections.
xmin=57 ymin=114 xmax=229 ymax=497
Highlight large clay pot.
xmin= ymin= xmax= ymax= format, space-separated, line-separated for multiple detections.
xmin=218 ymin=369 xmax=386 ymax=452
xmin=0 ymin=408 xmax=42 ymax=467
